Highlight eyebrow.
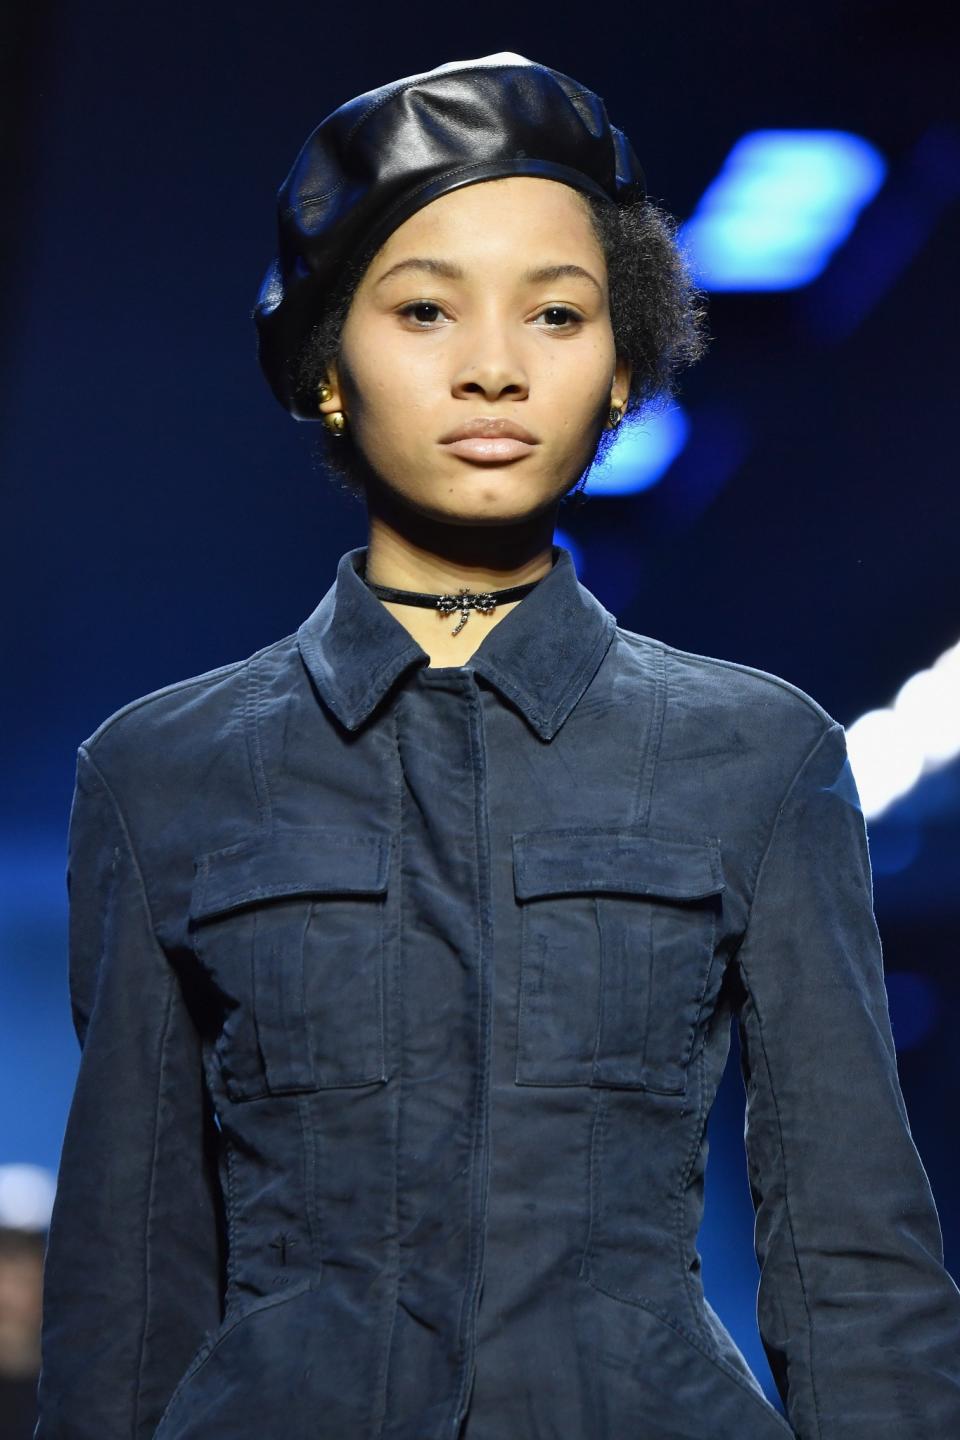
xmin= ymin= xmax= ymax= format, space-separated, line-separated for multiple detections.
xmin=373 ymin=257 xmax=603 ymax=296
xmin=374 ymin=258 xmax=463 ymax=286
xmin=523 ymin=263 xmax=603 ymax=297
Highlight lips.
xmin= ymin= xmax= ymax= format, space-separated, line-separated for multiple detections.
xmin=439 ymin=416 xmax=539 ymax=463
xmin=439 ymin=417 xmax=538 ymax=444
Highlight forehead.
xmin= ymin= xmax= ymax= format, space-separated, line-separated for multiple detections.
xmin=372 ymin=175 xmax=600 ymax=262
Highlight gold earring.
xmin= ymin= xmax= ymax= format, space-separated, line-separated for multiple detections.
xmin=608 ymin=404 xmax=623 ymax=429
xmin=317 ymin=382 xmax=346 ymax=435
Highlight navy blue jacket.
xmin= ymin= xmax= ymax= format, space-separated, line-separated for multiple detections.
xmin=36 ymin=543 xmax=960 ymax=1439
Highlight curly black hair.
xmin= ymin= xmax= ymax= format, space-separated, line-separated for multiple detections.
xmin=290 ymin=193 xmax=711 ymax=508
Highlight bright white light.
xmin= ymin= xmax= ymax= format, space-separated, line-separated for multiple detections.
xmin=894 ymin=645 xmax=960 ymax=766
xmin=846 ymin=636 xmax=960 ymax=819
xmin=0 ymin=1163 xmax=56 ymax=1230
xmin=680 ymin=129 xmax=887 ymax=290
xmin=584 ymin=405 xmax=690 ymax=496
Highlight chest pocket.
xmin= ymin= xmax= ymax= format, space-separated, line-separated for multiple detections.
xmin=188 ymin=828 xmax=391 ymax=1103
xmin=512 ymin=827 xmax=724 ymax=1095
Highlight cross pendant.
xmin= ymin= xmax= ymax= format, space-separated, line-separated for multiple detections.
xmin=270 ymin=1232 xmax=297 ymax=1266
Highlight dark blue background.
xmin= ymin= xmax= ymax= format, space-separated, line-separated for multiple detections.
xmin=3 ymin=0 xmax=958 ymax=1405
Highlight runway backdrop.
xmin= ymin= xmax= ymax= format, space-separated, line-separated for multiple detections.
xmin=2 ymin=0 xmax=958 ymax=1409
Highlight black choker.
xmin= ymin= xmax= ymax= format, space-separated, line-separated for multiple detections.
xmin=364 ymin=574 xmax=544 ymax=635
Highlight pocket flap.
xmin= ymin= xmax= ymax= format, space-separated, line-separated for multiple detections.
xmin=512 ymin=827 xmax=724 ymax=901
xmin=190 ymin=828 xmax=389 ymax=922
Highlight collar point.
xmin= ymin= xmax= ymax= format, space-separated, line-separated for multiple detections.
xmin=530 ymin=713 xmax=561 ymax=742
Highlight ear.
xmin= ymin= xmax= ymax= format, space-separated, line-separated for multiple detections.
xmin=611 ymin=354 xmax=632 ymax=412
xmin=316 ymin=362 xmax=345 ymax=417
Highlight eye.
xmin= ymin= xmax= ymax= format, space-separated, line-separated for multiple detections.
xmin=397 ymin=300 xmax=449 ymax=327
xmin=533 ymin=305 xmax=582 ymax=328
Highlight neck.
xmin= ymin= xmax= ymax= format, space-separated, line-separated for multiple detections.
xmin=363 ymin=496 xmax=557 ymax=594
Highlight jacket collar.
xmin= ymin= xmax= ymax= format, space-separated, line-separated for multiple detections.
xmin=296 ymin=543 xmax=617 ymax=742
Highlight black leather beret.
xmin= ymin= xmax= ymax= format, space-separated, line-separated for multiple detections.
xmin=252 ymin=52 xmax=647 ymax=419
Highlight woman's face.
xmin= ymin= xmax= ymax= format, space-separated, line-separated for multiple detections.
xmin=325 ymin=175 xmax=630 ymax=527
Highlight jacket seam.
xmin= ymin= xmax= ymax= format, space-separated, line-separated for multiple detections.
xmin=632 ymin=641 xmax=666 ymax=827
xmin=734 ymin=720 xmax=839 ymax=1440
xmin=579 ymin=1089 xmax=605 ymax=1280
xmin=244 ymin=654 xmax=272 ymax=829
xmin=152 ymin=1278 xmax=313 ymax=1432
xmin=742 ymin=720 xmax=839 ymax=933
xmin=78 ymin=744 xmax=177 ymax=1440
xmin=224 ymin=1139 xmax=238 ymax=1303
xmin=615 ymin=627 xmax=836 ymax=729
xmin=676 ymin=1043 xmax=711 ymax=1345
xmin=586 ymin=1281 xmax=795 ymax=1434
xmin=295 ymin=1093 xmax=320 ymax=1282
xmin=81 ymin=636 xmax=297 ymax=750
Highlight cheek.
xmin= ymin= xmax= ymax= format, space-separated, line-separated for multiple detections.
xmin=540 ymin=341 xmax=613 ymax=434
xmin=344 ymin=351 xmax=437 ymax=459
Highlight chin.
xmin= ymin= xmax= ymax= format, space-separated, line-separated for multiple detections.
xmin=380 ymin=459 xmax=567 ymax=526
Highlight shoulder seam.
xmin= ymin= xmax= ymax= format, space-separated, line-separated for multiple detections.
xmin=613 ymin=627 xmax=834 ymax=725
xmin=82 ymin=633 xmax=296 ymax=749
xmin=77 ymin=744 xmax=164 ymax=941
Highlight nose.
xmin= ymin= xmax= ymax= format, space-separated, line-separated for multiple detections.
xmin=450 ymin=316 xmax=530 ymax=403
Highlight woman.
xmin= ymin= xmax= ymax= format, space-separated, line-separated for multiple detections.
xmin=35 ymin=53 xmax=960 ymax=1440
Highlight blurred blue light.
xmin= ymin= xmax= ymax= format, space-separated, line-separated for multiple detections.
xmin=801 ymin=125 xmax=960 ymax=344
xmin=584 ymin=405 xmax=690 ymax=496
xmin=885 ymin=971 xmax=941 ymax=1052
xmin=553 ymin=527 xmax=584 ymax=575
xmin=680 ymin=129 xmax=887 ymax=290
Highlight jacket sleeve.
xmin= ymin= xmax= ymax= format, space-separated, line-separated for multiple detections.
xmin=35 ymin=744 xmax=226 ymax=1440
xmin=734 ymin=718 xmax=960 ymax=1440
